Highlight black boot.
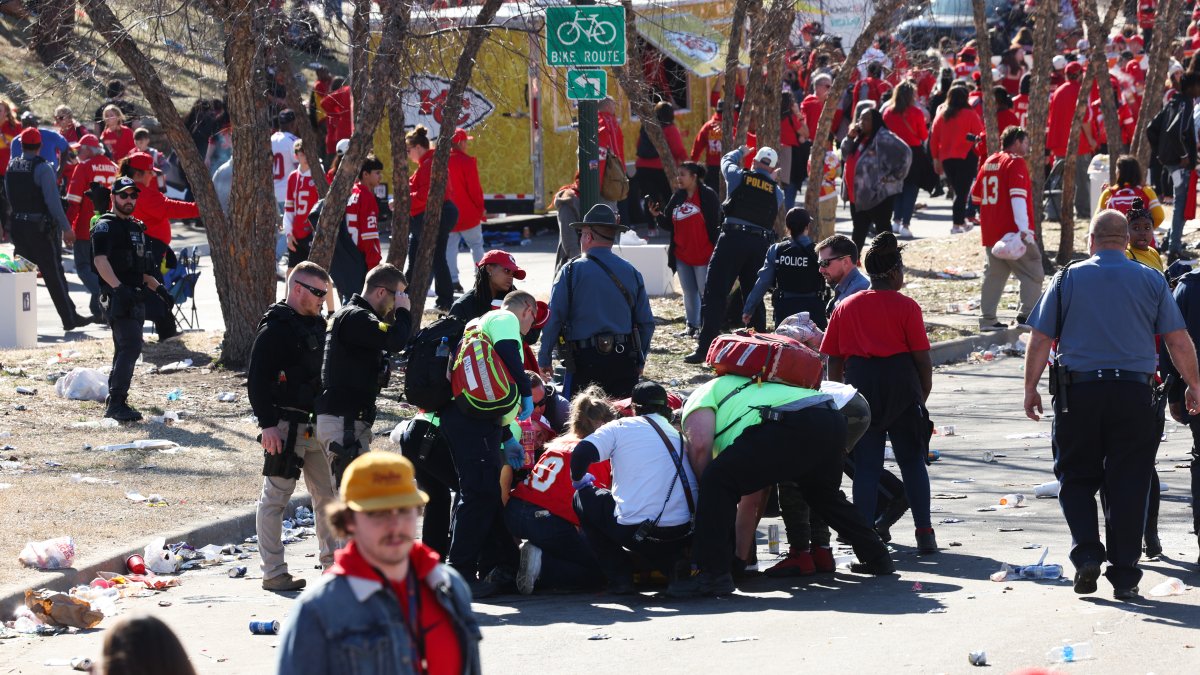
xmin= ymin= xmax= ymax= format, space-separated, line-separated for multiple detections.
xmin=1144 ymin=520 xmax=1163 ymax=559
xmin=104 ymin=395 xmax=143 ymax=422
xmin=874 ymin=494 xmax=910 ymax=544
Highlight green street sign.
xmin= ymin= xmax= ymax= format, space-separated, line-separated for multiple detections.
xmin=566 ymin=69 xmax=607 ymax=100
xmin=546 ymin=6 xmax=626 ymax=67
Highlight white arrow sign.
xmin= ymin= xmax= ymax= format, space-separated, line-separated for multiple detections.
xmin=574 ymin=72 xmax=601 ymax=96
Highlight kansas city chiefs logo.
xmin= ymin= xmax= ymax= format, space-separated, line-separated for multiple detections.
xmin=401 ymin=74 xmax=496 ymax=141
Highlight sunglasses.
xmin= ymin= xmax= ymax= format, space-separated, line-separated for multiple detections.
xmin=113 ymin=191 xmax=139 ymax=201
xmin=818 ymin=254 xmax=849 ymax=268
xmin=294 ymin=279 xmax=328 ymax=298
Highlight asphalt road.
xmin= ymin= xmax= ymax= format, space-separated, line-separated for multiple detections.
xmin=4 ymin=357 xmax=1198 ymax=673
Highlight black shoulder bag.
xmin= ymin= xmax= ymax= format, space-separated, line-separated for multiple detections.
xmin=634 ymin=416 xmax=695 ymax=544
xmin=1048 ymin=263 xmax=1074 ymax=412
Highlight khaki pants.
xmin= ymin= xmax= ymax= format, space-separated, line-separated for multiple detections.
xmin=256 ymin=420 xmax=340 ymax=580
xmin=817 ymin=198 xmax=837 ymax=242
xmin=980 ymin=243 xmax=1045 ymax=326
xmin=316 ymin=413 xmax=373 ymax=463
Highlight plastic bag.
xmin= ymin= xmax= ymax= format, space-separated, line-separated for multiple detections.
xmin=24 ymin=589 xmax=104 ymax=629
xmin=18 ymin=537 xmax=76 ymax=570
xmin=54 ymin=368 xmax=109 ymax=402
xmin=143 ymin=537 xmax=180 ymax=574
xmin=992 ymin=231 xmax=1029 ymax=261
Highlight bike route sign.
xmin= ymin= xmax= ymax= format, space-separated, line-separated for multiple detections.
xmin=545 ymin=6 xmax=626 ymax=67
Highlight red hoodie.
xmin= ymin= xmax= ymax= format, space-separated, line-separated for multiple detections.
xmin=327 ymin=540 xmax=462 ymax=675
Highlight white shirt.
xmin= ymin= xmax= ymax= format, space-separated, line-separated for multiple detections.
xmin=584 ymin=413 xmax=697 ymax=527
xmin=271 ymin=131 xmax=300 ymax=205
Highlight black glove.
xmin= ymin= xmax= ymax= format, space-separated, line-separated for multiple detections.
xmin=156 ymin=285 xmax=175 ymax=307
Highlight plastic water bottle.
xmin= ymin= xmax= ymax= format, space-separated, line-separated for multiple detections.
xmin=435 ymin=337 xmax=450 ymax=358
xmin=1046 ymin=642 xmax=1093 ymax=663
xmin=999 ymin=493 xmax=1025 ymax=507
xmin=1015 ymin=563 xmax=1063 ymax=580
xmin=166 ymin=388 xmax=182 ymax=401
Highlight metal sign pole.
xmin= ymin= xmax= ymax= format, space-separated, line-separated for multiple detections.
xmin=577 ymin=0 xmax=600 ymax=214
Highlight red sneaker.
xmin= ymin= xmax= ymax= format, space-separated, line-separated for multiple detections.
xmin=811 ymin=546 xmax=835 ymax=573
xmin=764 ymin=549 xmax=815 ymax=577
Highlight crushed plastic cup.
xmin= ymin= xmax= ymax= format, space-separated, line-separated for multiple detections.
xmin=1148 ymin=577 xmax=1188 ymax=597
xmin=1034 ymin=480 xmax=1061 ymax=498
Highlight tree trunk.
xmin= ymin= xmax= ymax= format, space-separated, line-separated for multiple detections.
xmin=309 ymin=2 xmax=410 ymax=269
xmin=349 ymin=0 xmax=371 ymax=106
xmin=1057 ymin=67 xmax=1097 ymax=266
xmin=612 ymin=0 xmax=680 ymax=193
xmin=972 ymin=0 xmax=999 ymax=157
xmin=743 ymin=0 xmax=793 ymax=235
xmin=1131 ymin=0 xmax=1187 ymax=168
xmin=803 ymin=0 xmax=916 ymax=214
xmin=1026 ymin=0 xmax=1059 ymax=269
xmin=719 ymin=0 xmax=754 ymax=200
xmin=734 ymin=0 xmax=765 ymax=149
xmin=404 ymin=0 xmax=504 ymax=326
xmin=217 ymin=0 xmax=279 ymax=364
xmin=82 ymin=0 xmax=264 ymax=365
xmin=1082 ymin=0 xmax=1123 ymax=183
xmin=31 ymin=0 xmax=75 ymax=65
xmin=384 ymin=0 xmax=413 ymax=269
xmin=271 ymin=47 xmax=330 ymax=198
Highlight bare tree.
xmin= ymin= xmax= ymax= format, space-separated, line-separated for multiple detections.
xmin=803 ymin=0 xmax=915 ymax=214
xmin=403 ymin=0 xmax=505 ymax=325
xmin=1026 ymin=0 xmax=1059 ymax=266
xmin=349 ymin=0 xmax=371 ymax=105
xmin=1130 ymin=0 xmax=1188 ymax=167
xmin=31 ymin=0 xmax=76 ymax=65
xmin=272 ymin=48 xmax=330 ymax=198
xmin=1081 ymin=0 xmax=1123 ymax=183
xmin=383 ymin=0 xmax=414 ymax=270
xmin=971 ymin=0 xmax=999 ymax=157
xmin=1057 ymin=63 xmax=1097 ymax=265
xmin=612 ymin=0 xmax=680 ymax=189
xmin=740 ymin=0 xmax=793 ymax=235
xmin=719 ymin=0 xmax=754 ymax=170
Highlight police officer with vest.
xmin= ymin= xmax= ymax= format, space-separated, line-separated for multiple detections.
xmin=740 ymin=207 xmax=829 ymax=330
xmin=315 ymin=264 xmax=412 ymax=486
xmin=90 ymin=177 xmax=172 ymax=422
xmin=685 ymin=145 xmax=785 ymax=363
xmin=538 ymin=204 xmax=655 ymax=398
xmin=5 ymin=127 xmax=93 ymax=331
xmin=1023 ymin=210 xmax=1200 ymax=601
xmin=248 ymin=261 xmax=339 ymax=593
xmin=667 ymin=373 xmax=893 ymax=598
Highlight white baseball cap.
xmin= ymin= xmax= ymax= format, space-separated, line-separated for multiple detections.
xmin=1052 ymin=55 xmax=1067 ymax=70
xmin=335 ymin=138 xmax=350 ymax=154
xmin=754 ymin=147 xmax=778 ymax=168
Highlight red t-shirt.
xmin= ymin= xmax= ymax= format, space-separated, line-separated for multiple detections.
xmin=65 ymin=155 xmax=118 ymax=240
xmin=821 ymin=290 xmax=931 ymax=359
xmin=326 ymin=540 xmax=462 ymax=675
xmin=882 ymin=106 xmax=928 ymax=147
xmin=102 ymin=125 xmax=136 ymax=161
xmin=1048 ymin=80 xmax=1090 ymax=157
xmin=320 ymin=85 xmax=353 ymax=155
xmin=285 ymin=169 xmax=319 ymax=239
xmin=954 ymin=61 xmax=978 ymax=80
xmin=346 ymin=182 xmax=381 ymax=269
xmin=447 ymin=148 xmax=484 ymax=232
xmin=690 ymin=115 xmax=723 ymax=165
xmin=930 ymin=108 xmax=984 ymax=161
xmin=510 ymin=439 xmax=612 ymax=525
xmin=409 ymin=152 xmax=434 ymax=217
xmin=671 ymin=190 xmax=714 ymax=266
xmin=1138 ymin=0 xmax=1156 ymax=29
xmin=801 ymin=95 xmax=842 ymax=141
xmin=969 ymin=150 xmax=1032 ymax=247
xmin=975 ymin=109 xmax=1021 ymax=157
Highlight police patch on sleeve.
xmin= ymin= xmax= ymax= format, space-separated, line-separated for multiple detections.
xmin=92 ymin=221 xmax=109 ymax=233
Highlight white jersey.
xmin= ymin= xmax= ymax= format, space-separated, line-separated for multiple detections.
xmin=271 ymin=131 xmax=300 ymax=205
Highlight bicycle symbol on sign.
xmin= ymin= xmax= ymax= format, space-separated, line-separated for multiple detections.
xmin=556 ymin=9 xmax=618 ymax=46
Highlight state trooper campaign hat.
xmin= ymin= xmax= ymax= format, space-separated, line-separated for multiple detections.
xmin=569 ymin=204 xmax=629 ymax=234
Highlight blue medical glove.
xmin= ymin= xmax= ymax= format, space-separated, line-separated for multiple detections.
xmin=503 ymin=436 xmax=525 ymax=470
xmin=571 ymin=472 xmax=595 ymax=491
xmin=518 ymin=395 xmax=534 ymax=421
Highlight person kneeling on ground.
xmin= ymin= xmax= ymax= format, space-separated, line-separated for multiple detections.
xmin=667 ymin=374 xmax=894 ymax=598
xmin=277 ymin=452 xmax=482 ymax=675
xmin=506 ymin=386 xmax=618 ymax=594
xmin=571 ymin=381 xmax=698 ymax=595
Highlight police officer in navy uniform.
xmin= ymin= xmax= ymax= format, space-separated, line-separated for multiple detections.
xmin=90 ymin=177 xmax=172 ymax=421
xmin=538 ymin=204 xmax=655 ymax=398
xmin=685 ymin=145 xmax=785 ymax=363
xmin=1023 ymin=210 xmax=1200 ymax=601
xmin=740 ymin=207 xmax=829 ymax=330
xmin=5 ymin=127 xmax=93 ymax=331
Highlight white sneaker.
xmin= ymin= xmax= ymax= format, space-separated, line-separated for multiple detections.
xmin=950 ymin=225 xmax=965 ymax=234
xmin=516 ymin=541 xmax=543 ymax=595
xmin=897 ymin=225 xmax=914 ymax=239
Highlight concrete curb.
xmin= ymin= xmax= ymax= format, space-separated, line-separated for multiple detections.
xmin=1 ymin=495 xmax=312 ymax=615
xmin=929 ymin=326 xmax=1027 ymax=366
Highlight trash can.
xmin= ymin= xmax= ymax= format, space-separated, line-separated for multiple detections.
xmin=0 ymin=271 xmax=38 ymax=348
xmin=1088 ymin=154 xmax=1109 ymax=212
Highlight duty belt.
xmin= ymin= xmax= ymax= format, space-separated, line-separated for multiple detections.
xmin=276 ymin=408 xmax=313 ymax=424
xmin=1067 ymin=369 xmax=1154 ymax=386
xmin=723 ymin=223 xmax=776 ymax=240
xmin=773 ymin=290 xmax=822 ymax=299
xmin=572 ymin=334 xmax=632 ymax=349
xmin=12 ymin=213 xmax=46 ymax=223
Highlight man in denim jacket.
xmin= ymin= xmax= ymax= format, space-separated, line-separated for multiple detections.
xmin=277 ymin=452 xmax=482 ymax=674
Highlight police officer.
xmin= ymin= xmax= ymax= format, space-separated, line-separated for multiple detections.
xmin=5 ymin=127 xmax=93 ymax=331
xmin=90 ymin=177 xmax=172 ymax=422
xmin=538 ymin=204 xmax=655 ymax=398
xmin=1023 ymin=210 xmax=1200 ymax=601
xmin=740 ymin=207 xmax=829 ymax=330
xmin=685 ymin=145 xmax=785 ymax=363
xmin=315 ymin=264 xmax=412 ymax=486
xmin=248 ymin=261 xmax=339 ymax=593
xmin=667 ymin=373 xmax=893 ymax=598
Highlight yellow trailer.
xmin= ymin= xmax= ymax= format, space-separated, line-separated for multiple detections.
xmin=373 ymin=0 xmax=744 ymax=214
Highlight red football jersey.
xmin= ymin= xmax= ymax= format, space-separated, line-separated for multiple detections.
xmin=346 ymin=183 xmax=381 ymax=269
xmin=285 ymin=170 xmax=319 ymax=239
xmin=1012 ymin=94 xmax=1030 ymax=128
xmin=65 ymin=155 xmax=118 ymax=240
xmin=1104 ymin=185 xmax=1156 ymax=214
xmin=509 ymin=439 xmax=612 ymax=526
xmin=970 ymin=151 xmax=1032 ymax=248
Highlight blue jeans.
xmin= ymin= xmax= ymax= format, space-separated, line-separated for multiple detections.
xmin=504 ymin=497 xmax=602 ymax=590
xmin=783 ymin=183 xmax=798 ymax=210
xmin=73 ymin=240 xmax=102 ymax=317
xmin=892 ymin=180 xmax=920 ymax=226
xmin=852 ymin=411 xmax=932 ymax=530
xmin=407 ymin=202 xmax=458 ymax=308
xmin=676 ymin=262 xmax=707 ymax=330
xmin=1166 ymin=165 xmax=1190 ymax=254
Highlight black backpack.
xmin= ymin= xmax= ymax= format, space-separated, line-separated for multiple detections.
xmin=402 ymin=315 xmax=465 ymax=412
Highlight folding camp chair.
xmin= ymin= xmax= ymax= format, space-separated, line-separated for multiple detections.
xmin=169 ymin=246 xmax=202 ymax=330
